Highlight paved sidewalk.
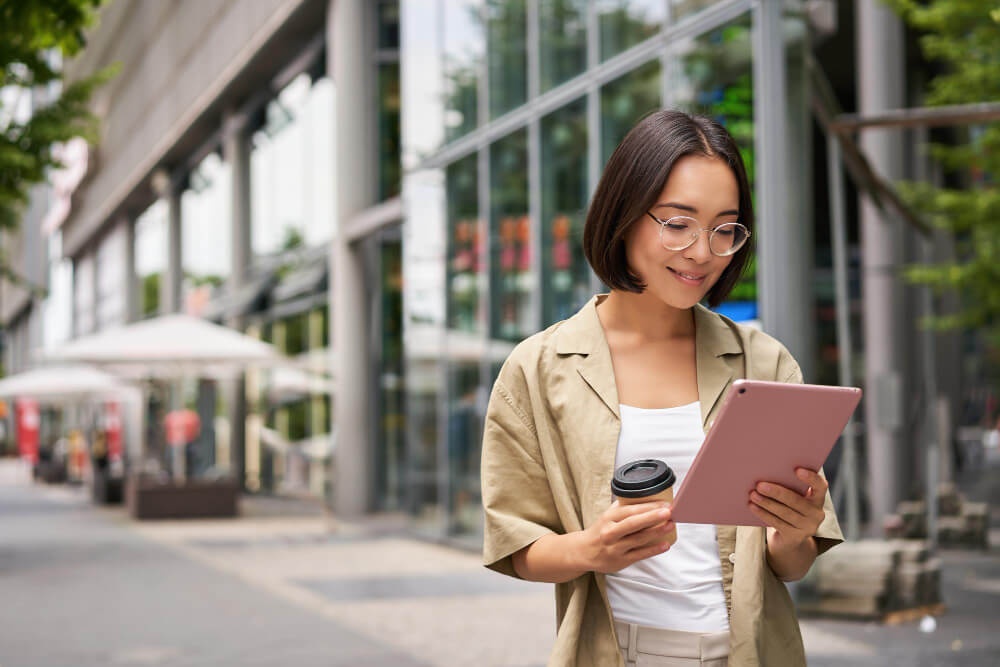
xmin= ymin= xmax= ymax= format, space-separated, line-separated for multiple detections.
xmin=4 ymin=455 xmax=999 ymax=666
xmin=124 ymin=507 xmax=553 ymax=667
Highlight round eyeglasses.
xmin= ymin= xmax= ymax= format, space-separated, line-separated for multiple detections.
xmin=646 ymin=213 xmax=750 ymax=257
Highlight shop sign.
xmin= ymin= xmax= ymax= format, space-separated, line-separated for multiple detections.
xmin=15 ymin=398 xmax=39 ymax=464
xmin=104 ymin=401 xmax=122 ymax=461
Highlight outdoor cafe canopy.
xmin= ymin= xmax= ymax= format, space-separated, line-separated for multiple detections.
xmin=0 ymin=364 xmax=136 ymax=402
xmin=39 ymin=313 xmax=284 ymax=379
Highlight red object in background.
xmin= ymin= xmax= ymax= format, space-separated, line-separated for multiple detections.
xmin=16 ymin=399 xmax=40 ymax=464
xmin=105 ymin=401 xmax=123 ymax=461
xmin=164 ymin=409 xmax=201 ymax=447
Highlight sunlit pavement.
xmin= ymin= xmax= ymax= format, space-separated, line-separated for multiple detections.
xmin=2 ymin=455 xmax=999 ymax=666
xmin=0 ymin=460 xmax=550 ymax=667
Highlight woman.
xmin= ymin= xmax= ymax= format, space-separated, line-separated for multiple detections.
xmin=481 ymin=110 xmax=842 ymax=666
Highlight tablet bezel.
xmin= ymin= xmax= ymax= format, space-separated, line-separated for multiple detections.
xmin=670 ymin=379 xmax=861 ymax=527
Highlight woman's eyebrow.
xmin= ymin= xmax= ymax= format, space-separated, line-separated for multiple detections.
xmin=653 ymin=201 xmax=740 ymax=217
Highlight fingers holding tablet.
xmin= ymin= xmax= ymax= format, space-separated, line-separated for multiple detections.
xmin=748 ymin=467 xmax=825 ymax=537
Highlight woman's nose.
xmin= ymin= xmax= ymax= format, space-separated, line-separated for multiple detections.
xmin=682 ymin=230 xmax=713 ymax=262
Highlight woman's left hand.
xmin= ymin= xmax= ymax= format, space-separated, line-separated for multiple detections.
xmin=749 ymin=467 xmax=826 ymax=542
xmin=748 ymin=467 xmax=826 ymax=580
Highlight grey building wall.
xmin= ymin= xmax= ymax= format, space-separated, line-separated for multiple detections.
xmin=0 ymin=182 xmax=49 ymax=373
xmin=60 ymin=0 xmax=323 ymax=259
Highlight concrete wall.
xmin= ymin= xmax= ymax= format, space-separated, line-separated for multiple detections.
xmin=60 ymin=0 xmax=315 ymax=258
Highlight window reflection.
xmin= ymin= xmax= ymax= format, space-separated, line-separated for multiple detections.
xmin=95 ymin=227 xmax=127 ymax=329
xmin=181 ymin=152 xmax=231 ymax=316
xmin=596 ymin=0 xmax=664 ymax=62
xmin=251 ymin=73 xmax=335 ymax=259
xmin=539 ymin=0 xmax=588 ymax=92
xmin=490 ymin=130 xmax=532 ymax=342
xmin=443 ymin=0 xmax=483 ymax=141
xmin=378 ymin=62 xmax=402 ymax=199
xmin=600 ymin=59 xmax=662 ymax=164
xmin=134 ymin=200 xmax=168 ymax=319
xmin=541 ymin=99 xmax=591 ymax=325
xmin=671 ymin=15 xmax=756 ymax=302
xmin=486 ymin=0 xmax=527 ymax=118
xmin=377 ymin=0 xmax=400 ymax=50
xmin=405 ymin=357 xmax=442 ymax=527
xmin=447 ymin=362 xmax=482 ymax=534
xmin=672 ymin=17 xmax=753 ymax=176
xmin=446 ymin=154 xmax=483 ymax=333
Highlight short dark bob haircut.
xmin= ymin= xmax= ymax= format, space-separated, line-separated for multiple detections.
xmin=583 ymin=109 xmax=754 ymax=308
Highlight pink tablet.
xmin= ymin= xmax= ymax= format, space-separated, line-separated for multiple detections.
xmin=671 ymin=379 xmax=861 ymax=526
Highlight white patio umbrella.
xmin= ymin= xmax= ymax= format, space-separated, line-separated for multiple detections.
xmin=39 ymin=313 xmax=283 ymax=378
xmin=0 ymin=364 xmax=135 ymax=402
xmin=38 ymin=314 xmax=290 ymax=473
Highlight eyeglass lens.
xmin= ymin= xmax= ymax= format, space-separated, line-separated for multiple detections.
xmin=658 ymin=217 xmax=748 ymax=256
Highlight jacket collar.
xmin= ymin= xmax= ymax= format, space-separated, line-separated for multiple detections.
xmin=554 ymin=295 xmax=744 ymax=428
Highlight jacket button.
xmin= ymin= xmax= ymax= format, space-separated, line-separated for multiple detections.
xmin=728 ymin=552 xmax=737 ymax=564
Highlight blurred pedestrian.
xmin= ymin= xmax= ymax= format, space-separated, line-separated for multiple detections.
xmin=481 ymin=110 xmax=842 ymax=666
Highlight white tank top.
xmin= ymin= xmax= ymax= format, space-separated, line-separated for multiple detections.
xmin=606 ymin=401 xmax=730 ymax=633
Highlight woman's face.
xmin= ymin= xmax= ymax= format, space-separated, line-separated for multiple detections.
xmin=623 ymin=155 xmax=740 ymax=311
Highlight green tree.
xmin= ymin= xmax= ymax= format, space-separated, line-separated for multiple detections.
xmin=887 ymin=0 xmax=1000 ymax=339
xmin=0 ymin=0 xmax=115 ymax=281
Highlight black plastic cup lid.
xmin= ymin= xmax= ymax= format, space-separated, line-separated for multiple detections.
xmin=611 ymin=459 xmax=676 ymax=498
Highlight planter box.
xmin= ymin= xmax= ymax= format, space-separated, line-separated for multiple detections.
xmin=126 ymin=475 xmax=240 ymax=520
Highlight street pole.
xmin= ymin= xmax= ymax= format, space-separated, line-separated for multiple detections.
xmin=827 ymin=134 xmax=861 ymax=541
xmin=920 ymin=236 xmax=939 ymax=549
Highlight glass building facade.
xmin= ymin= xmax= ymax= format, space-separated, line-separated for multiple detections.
xmin=397 ymin=0 xmax=784 ymax=537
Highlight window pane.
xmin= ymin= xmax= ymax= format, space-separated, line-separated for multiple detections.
xmin=486 ymin=0 xmax=527 ymax=118
xmin=251 ymin=73 xmax=335 ymax=259
xmin=541 ymin=99 xmax=591 ymax=325
xmin=671 ymin=15 xmax=756 ymax=302
xmin=443 ymin=0 xmax=483 ymax=141
xmin=597 ymin=0 xmax=664 ymax=62
xmin=539 ymin=0 xmax=588 ymax=92
xmin=181 ymin=151 xmax=231 ymax=316
xmin=405 ymin=357 xmax=441 ymax=527
xmin=135 ymin=200 xmax=168 ymax=319
xmin=377 ymin=0 xmax=400 ymax=50
xmin=600 ymin=60 xmax=662 ymax=164
xmin=447 ymin=362 xmax=483 ymax=535
xmin=446 ymin=154 xmax=483 ymax=333
xmin=378 ymin=62 xmax=402 ymax=199
xmin=489 ymin=130 xmax=532 ymax=342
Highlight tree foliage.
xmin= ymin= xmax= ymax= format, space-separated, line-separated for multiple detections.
xmin=886 ymin=0 xmax=1000 ymax=337
xmin=0 ymin=0 xmax=114 ymax=237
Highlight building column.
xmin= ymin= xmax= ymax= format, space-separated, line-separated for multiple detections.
xmin=753 ymin=0 xmax=812 ymax=377
xmin=224 ymin=110 xmax=253 ymax=490
xmin=857 ymin=0 xmax=906 ymax=533
xmin=153 ymin=169 xmax=183 ymax=315
xmin=330 ymin=0 xmax=376 ymax=517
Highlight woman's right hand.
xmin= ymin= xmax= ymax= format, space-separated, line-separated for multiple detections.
xmin=581 ymin=500 xmax=677 ymax=574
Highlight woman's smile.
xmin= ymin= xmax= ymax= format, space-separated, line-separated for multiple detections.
xmin=666 ymin=267 xmax=708 ymax=286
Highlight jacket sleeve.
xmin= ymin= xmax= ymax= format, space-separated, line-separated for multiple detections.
xmin=481 ymin=363 xmax=561 ymax=579
xmin=776 ymin=347 xmax=844 ymax=555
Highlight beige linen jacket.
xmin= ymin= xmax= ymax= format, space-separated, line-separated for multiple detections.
xmin=482 ymin=296 xmax=843 ymax=666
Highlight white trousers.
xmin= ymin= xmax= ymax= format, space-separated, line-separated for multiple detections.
xmin=615 ymin=621 xmax=729 ymax=667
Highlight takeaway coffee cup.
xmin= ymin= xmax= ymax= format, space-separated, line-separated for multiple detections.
xmin=611 ymin=459 xmax=676 ymax=506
